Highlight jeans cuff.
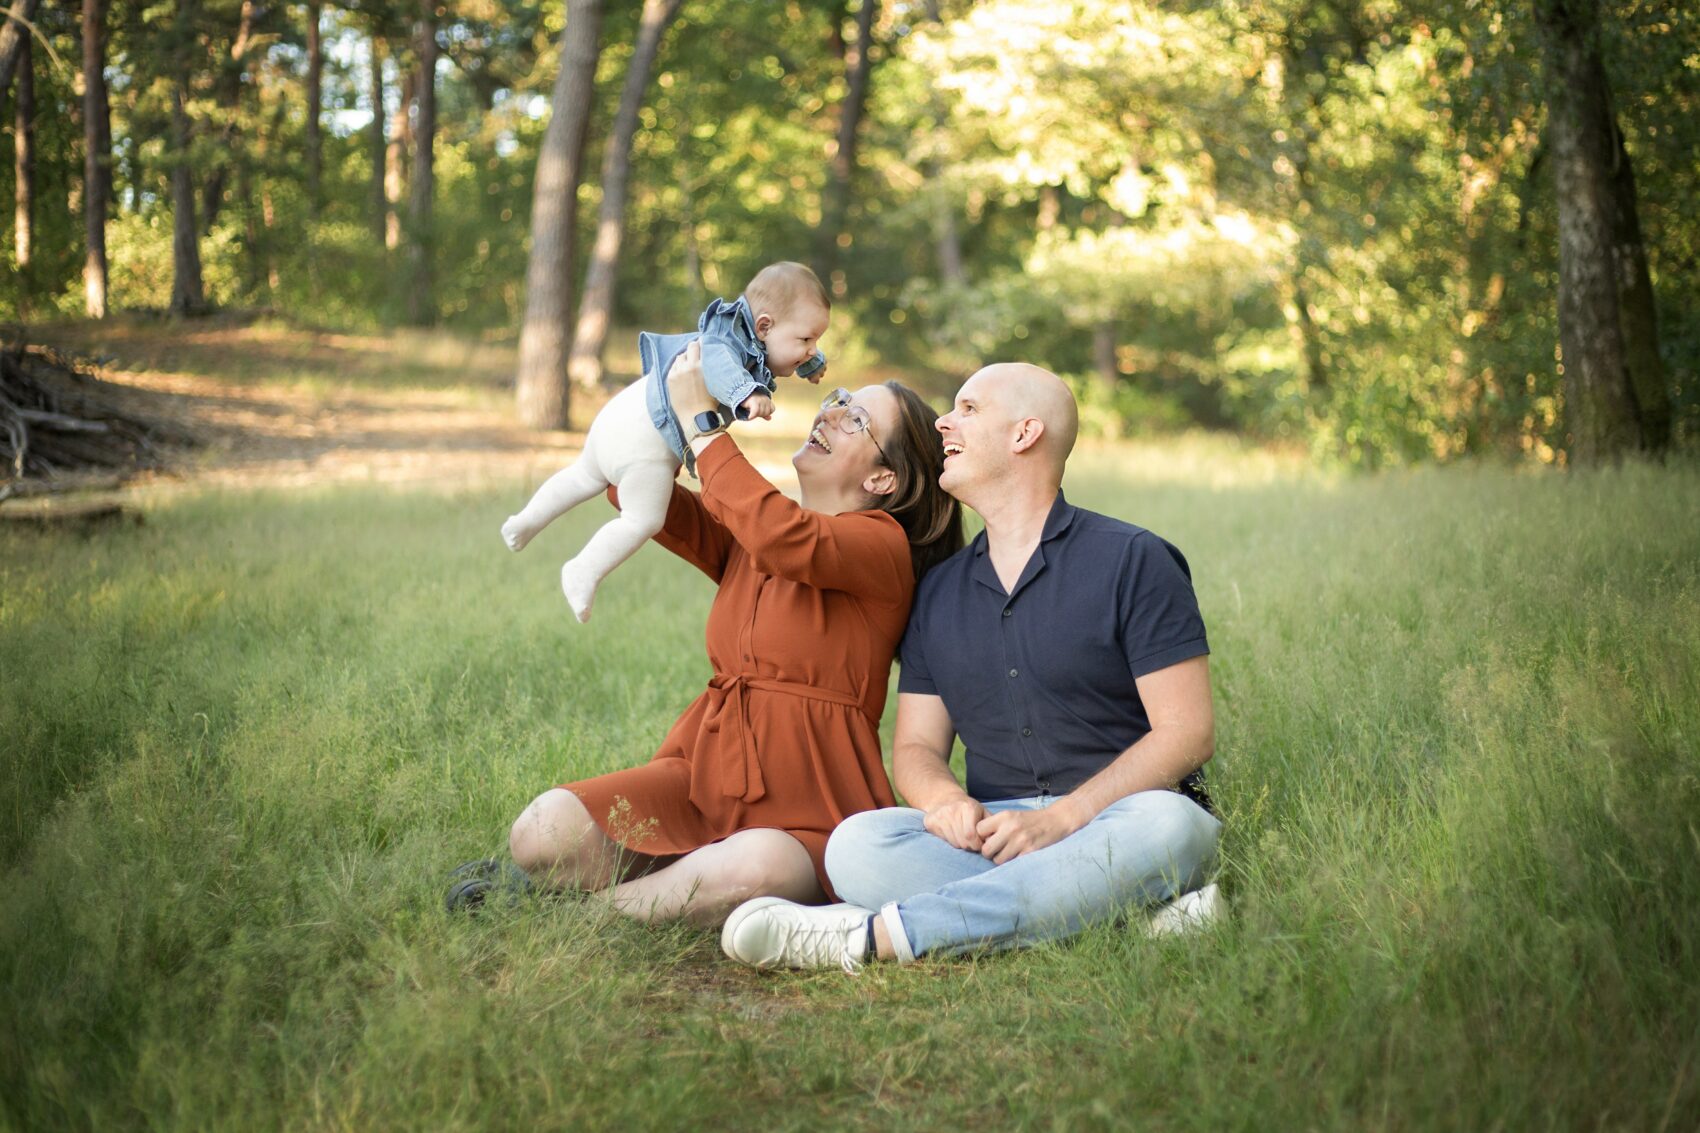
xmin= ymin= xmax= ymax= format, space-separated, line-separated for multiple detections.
xmin=880 ymin=902 xmax=917 ymax=964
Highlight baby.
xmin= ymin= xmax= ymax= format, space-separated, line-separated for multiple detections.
xmin=501 ymin=261 xmax=831 ymax=622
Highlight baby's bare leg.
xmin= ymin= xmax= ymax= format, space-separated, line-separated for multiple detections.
xmin=502 ymin=457 xmax=608 ymax=553
xmin=559 ymin=461 xmax=676 ymax=623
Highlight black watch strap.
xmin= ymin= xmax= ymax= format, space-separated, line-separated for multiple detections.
xmin=693 ymin=409 xmax=725 ymax=434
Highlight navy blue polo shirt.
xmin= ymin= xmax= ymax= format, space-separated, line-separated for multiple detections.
xmin=898 ymin=491 xmax=1212 ymax=808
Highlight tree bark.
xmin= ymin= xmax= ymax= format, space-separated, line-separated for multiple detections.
xmin=83 ymin=0 xmax=109 ymax=317
xmin=306 ymin=0 xmax=323 ymax=219
xmin=813 ymin=0 xmax=877 ymax=288
xmin=200 ymin=0 xmax=256 ymax=235
xmin=385 ymin=69 xmax=413 ymax=250
xmin=406 ymin=0 xmax=436 ymax=324
xmin=1607 ymin=122 xmax=1669 ymax=450
xmin=1093 ymin=320 xmax=1118 ymax=389
xmin=1534 ymin=0 xmax=1643 ymax=465
xmin=920 ymin=0 xmax=962 ymax=287
xmin=565 ymin=0 xmax=684 ymax=393
xmin=515 ymin=0 xmax=605 ymax=431
xmin=0 ymin=0 xmax=40 ymax=103
xmin=170 ymin=82 xmax=207 ymax=315
xmin=369 ymin=35 xmax=388 ymax=242
xmin=12 ymin=33 xmax=30 ymax=271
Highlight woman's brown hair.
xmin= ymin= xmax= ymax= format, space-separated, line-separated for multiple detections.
xmin=871 ymin=381 xmax=965 ymax=582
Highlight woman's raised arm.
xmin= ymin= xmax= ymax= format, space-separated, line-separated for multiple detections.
xmin=692 ymin=437 xmax=912 ymax=603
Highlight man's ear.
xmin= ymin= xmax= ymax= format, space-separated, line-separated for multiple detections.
xmin=862 ymin=467 xmax=898 ymax=499
xmin=754 ymin=312 xmax=773 ymax=339
xmin=1010 ymin=417 xmax=1046 ymax=454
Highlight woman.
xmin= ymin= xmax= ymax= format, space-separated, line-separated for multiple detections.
xmin=461 ymin=345 xmax=962 ymax=925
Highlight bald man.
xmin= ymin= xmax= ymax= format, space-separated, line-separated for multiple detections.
xmin=721 ymin=363 xmax=1222 ymax=970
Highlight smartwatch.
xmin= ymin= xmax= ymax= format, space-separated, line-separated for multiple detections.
xmin=692 ymin=409 xmax=726 ymax=435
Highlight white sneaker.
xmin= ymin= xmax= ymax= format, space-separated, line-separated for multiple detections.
xmin=1144 ymin=883 xmax=1224 ymax=938
xmin=721 ymin=897 xmax=875 ymax=972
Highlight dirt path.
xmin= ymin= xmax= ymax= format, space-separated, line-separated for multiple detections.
xmin=11 ymin=319 xmax=806 ymax=499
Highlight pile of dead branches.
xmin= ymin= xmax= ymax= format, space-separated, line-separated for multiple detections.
xmin=1 ymin=334 xmax=200 ymax=500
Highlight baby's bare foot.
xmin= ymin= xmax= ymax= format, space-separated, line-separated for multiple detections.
xmin=560 ymin=560 xmax=597 ymax=623
xmin=502 ymin=514 xmax=539 ymax=553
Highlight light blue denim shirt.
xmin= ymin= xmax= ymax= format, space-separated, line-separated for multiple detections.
xmin=640 ymin=296 xmax=823 ymax=475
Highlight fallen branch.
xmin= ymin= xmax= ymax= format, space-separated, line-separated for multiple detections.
xmin=1 ymin=332 xmax=201 ymax=501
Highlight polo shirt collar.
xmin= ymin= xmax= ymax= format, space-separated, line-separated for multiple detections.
xmin=970 ymin=490 xmax=1077 ymax=597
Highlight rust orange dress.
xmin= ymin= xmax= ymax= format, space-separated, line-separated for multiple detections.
xmin=562 ymin=436 xmax=910 ymax=893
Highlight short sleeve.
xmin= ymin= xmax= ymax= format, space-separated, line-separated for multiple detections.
xmin=1120 ymin=533 xmax=1209 ymax=678
xmin=897 ymin=594 xmax=939 ymax=695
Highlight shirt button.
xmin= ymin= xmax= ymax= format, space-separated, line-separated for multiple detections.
xmin=1008 ymin=668 xmax=1018 ymax=678
xmin=1022 ymin=727 xmax=1033 ymax=737
xmin=1002 ymin=608 xmax=1012 ymax=617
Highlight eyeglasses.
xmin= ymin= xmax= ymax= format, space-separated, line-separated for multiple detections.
xmin=820 ymin=387 xmax=889 ymax=464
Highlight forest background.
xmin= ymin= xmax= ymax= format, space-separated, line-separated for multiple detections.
xmin=2 ymin=0 xmax=1694 ymax=468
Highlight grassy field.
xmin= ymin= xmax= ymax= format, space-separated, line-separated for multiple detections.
xmin=4 ymin=389 xmax=1699 ymax=1128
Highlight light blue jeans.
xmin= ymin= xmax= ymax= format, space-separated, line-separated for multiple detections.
xmin=824 ymin=791 xmax=1221 ymax=960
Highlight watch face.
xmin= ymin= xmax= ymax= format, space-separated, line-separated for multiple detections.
xmin=694 ymin=410 xmax=723 ymax=432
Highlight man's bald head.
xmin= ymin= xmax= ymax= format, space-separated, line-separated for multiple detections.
xmin=968 ymin=362 xmax=1078 ymax=469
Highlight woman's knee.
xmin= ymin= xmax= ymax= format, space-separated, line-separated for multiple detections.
xmin=714 ymin=829 xmax=819 ymax=901
xmin=509 ymin=788 xmax=597 ymax=874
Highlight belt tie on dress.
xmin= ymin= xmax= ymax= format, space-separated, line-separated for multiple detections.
xmin=697 ymin=674 xmax=867 ymax=806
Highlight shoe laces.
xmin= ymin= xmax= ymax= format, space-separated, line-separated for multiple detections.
xmin=776 ymin=918 xmax=865 ymax=975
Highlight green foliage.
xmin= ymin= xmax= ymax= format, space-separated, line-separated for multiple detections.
xmin=1 ymin=0 xmax=1695 ymax=462
xmin=4 ymin=443 xmax=1700 ymax=1128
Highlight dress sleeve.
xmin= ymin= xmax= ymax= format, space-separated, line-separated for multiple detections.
xmin=606 ymin=483 xmax=734 ymax=583
xmin=693 ymin=435 xmax=913 ymax=603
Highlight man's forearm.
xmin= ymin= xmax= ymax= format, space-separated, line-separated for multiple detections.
xmin=893 ymin=743 xmax=972 ymax=811
xmin=1056 ymin=725 xmax=1213 ymax=828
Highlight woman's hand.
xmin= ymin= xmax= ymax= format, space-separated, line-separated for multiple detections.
xmin=667 ymin=341 xmax=718 ymax=419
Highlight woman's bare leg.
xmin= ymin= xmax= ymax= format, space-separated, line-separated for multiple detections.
xmin=509 ymin=791 xmax=823 ymax=927
xmin=608 ymin=828 xmax=824 ymax=929
xmin=509 ymin=788 xmax=663 ymax=891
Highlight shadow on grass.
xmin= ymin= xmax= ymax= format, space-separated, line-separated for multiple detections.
xmin=27 ymin=311 xmax=521 ymax=392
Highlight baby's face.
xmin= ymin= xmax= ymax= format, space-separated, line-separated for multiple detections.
xmin=757 ymin=301 xmax=830 ymax=377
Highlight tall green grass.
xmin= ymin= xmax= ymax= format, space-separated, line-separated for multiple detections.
xmin=3 ymin=446 xmax=1698 ymax=1131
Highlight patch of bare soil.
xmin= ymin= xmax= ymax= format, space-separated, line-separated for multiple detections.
xmin=3 ymin=326 xmax=806 ymax=511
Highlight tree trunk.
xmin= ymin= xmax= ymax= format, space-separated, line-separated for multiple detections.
xmin=406 ymin=0 xmax=437 ymax=325
xmin=1607 ymin=122 xmax=1669 ymax=450
xmin=0 ymin=0 xmax=40 ymax=104
xmin=369 ymin=35 xmax=387 ymax=242
xmin=306 ymin=0 xmax=323 ymax=219
xmin=813 ymin=0 xmax=877 ymax=288
xmin=1534 ymin=0 xmax=1643 ymax=465
xmin=921 ymin=0 xmax=962 ymax=287
xmin=385 ymin=69 xmax=413 ymax=250
xmin=12 ymin=34 xmax=31 ymax=271
xmin=1093 ymin=320 xmax=1118 ymax=389
xmin=83 ymin=0 xmax=109 ymax=318
xmin=565 ymin=0 xmax=683 ymax=393
xmin=515 ymin=0 xmax=605 ymax=431
xmin=170 ymin=83 xmax=207 ymax=315
xmin=200 ymin=0 xmax=257 ymax=236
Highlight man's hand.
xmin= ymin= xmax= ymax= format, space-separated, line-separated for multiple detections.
xmin=923 ymin=797 xmax=989 ymax=853
xmin=739 ymin=391 xmax=775 ymax=420
xmin=975 ymin=801 xmax=1087 ymax=865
